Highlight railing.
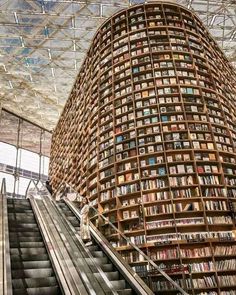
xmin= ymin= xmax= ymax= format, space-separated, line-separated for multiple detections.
xmin=0 ymin=178 xmax=12 ymax=295
xmin=49 ymin=181 xmax=190 ymax=295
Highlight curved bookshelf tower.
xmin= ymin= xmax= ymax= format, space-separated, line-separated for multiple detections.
xmin=50 ymin=2 xmax=236 ymax=294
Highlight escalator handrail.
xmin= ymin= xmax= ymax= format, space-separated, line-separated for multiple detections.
xmin=52 ymin=181 xmax=189 ymax=295
xmin=0 ymin=178 xmax=13 ymax=295
xmin=1 ymin=178 xmax=6 ymax=195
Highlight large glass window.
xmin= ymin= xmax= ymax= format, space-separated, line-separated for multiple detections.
xmin=0 ymin=109 xmax=51 ymax=198
xmin=0 ymin=142 xmax=17 ymax=166
xmin=17 ymin=148 xmax=40 ymax=174
xmin=0 ymin=172 xmax=14 ymax=196
xmin=40 ymin=156 xmax=50 ymax=181
xmin=15 ymin=177 xmax=31 ymax=198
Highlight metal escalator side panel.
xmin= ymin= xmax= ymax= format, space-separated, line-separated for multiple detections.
xmin=0 ymin=189 xmax=13 ymax=295
xmin=29 ymin=197 xmax=89 ymax=295
xmin=64 ymin=199 xmax=155 ymax=295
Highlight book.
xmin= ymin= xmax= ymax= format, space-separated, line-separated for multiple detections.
xmin=167 ymin=155 xmax=173 ymax=162
xmin=123 ymin=211 xmax=130 ymax=219
xmin=205 ymin=165 xmax=211 ymax=173
xmin=158 ymin=167 xmax=166 ymax=175
xmin=125 ymin=173 xmax=133 ymax=181
xmin=177 ymin=165 xmax=185 ymax=173
xmin=197 ymin=166 xmax=204 ymax=173
xmin=149 ymin=157 xmax=156 ymax=165
xmin=186 ymin=165 xmax=193 ymax=173
xmin=169 ymin=166 xmax=177 ymax=174
xmin=183 ymin=153 xmax=190 ymax=161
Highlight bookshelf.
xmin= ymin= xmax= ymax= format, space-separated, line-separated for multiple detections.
xmin=50 ymin=2 xmax=236 ymax=294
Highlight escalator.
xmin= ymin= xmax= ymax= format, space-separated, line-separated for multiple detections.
xmin=56 ymin=199 xmax=150 ymax=295
xmin=7 ymin=198 xmax=62 ymax=295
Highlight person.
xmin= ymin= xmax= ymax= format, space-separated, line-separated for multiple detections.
xmin=45 ymin=180 xmax=52 ymax=195
xmin=45 ymin=180 xmax=53 ymax=195
xmin=80 ymin=198 xmax=92 ymax=246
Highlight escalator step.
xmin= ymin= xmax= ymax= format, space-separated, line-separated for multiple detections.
xmin=10 ymin=242 xmax=45 ymax=248
xmin=11 ymin=237 xmax=43 ymax=243
xmin=103 ymin=271 xmax=119 ymax=281
xmin=100 ymin=264 xmax=114 ymax=272
xmin=13 ymin=286 xmax=60 ymax=295
xmin=89 ymin=256 xmax=108 ymax=265
xmin=12 ymin=277 xmax=58 ymax=289
xmin=11 ymin=261 xmax=52 ymax=270
xmin=61 ymin=212 xmax=75 ymax=217
xmin=12 ymin=268 xmax=54 ymax=279
xmin=92 ymin=251 xmax=105 ymax=258
xmin=117 ymin=289 xmax=133 ymax=295
xmin=8 ymin=210 xmax=33 ymax=214
xmin=8 ymin=213 xmax=35 ymax=218
xmin=87 ymin=245 xmax=99 ymax=252
xmin=110 ymin=279 xmax=126 ymax=290
xmin=9 ymin=232 xmax=42 ymax=238
xmin=9 ymin=224 xmax=38 ymax=229
xmin=10 ymin=248 xmax=47 ymax=255
xmin=10 ymin=254 xmax=49 ymax=262
xmin=9 ymin=228 xmax=40 ymax=233
xmin=70 ymin=221 xmax=80 ymax=227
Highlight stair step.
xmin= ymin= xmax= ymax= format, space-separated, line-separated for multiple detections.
xmin=12 ymin=286 xmax=60 ymax=295
xmin=12 ymin=268 xmax=54 ymax=279
xmin=11 ymin=260 xmax=52 ymax=270
xmin=12 ymin=277 xmax=58 ymax=289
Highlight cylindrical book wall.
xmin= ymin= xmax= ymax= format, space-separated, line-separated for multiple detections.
xmin=50 ymin=2 xmax=236 ymax=293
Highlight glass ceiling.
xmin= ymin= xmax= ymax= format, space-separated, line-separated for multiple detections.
xmin=0 ymin=0 xmax=235 ymax=130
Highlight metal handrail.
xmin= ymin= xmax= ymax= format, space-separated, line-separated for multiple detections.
xmin=0 ymin=178 xmax=13 ymax=295
xmin=1 ymin=178 xmax=6 ymax=195
xmin=53 ymin=181 xmax=189 ymax=295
